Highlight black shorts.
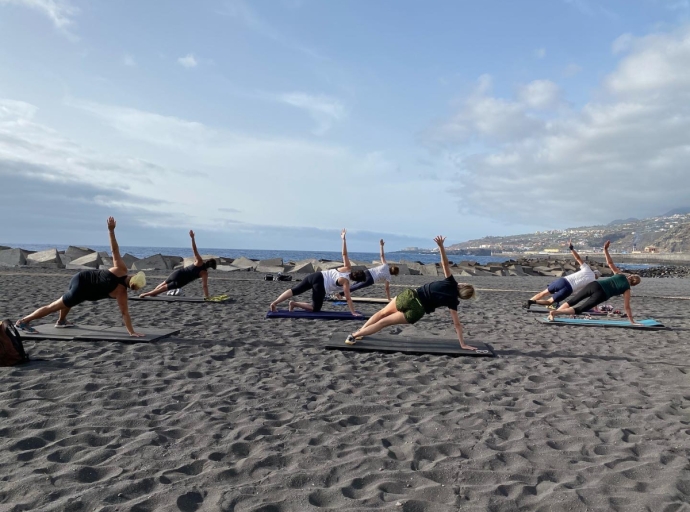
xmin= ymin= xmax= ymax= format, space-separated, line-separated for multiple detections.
xmin=567 ymin=281 xmax=607 ymax=315
xmin=62 ymin=273 xmax=88 ymax=308
xmin=290 ymin=272 xmax=326 ymax=312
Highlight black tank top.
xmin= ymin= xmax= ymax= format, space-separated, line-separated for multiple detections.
xmin=79 ymin=270 xmax=127 ymax=301
xmin=171 ymin=264 xmax=205 ymax=288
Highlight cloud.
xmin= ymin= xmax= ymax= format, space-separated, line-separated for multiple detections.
xmin=425 ymin=23 xmax=690 ymax=226
xmin=517 ymin=80 xmax=561 ymax=109
xmin=0 ymin=0 xmax=78 ymax=39
xmin=425 ymin=75 xmax=547 ymax=145
xmin=218 ymin=0 xmax=325 ymax=60
xmin=123 ymin=55 xmax=136 ymax=67
xmin=534 ymin=48 xmax=547 ymax=59
xmin=612 ymin=33 xmax=633 ymax=55
xmin=0 ymin=94 xmax=437 ymax=249
xmin=177 ymin=54 xmax=198 ymax=68
xmin=277 ymin=92 xmax=347 ymax=134
xmin=563 ymin=63 xmax=582 ymax=77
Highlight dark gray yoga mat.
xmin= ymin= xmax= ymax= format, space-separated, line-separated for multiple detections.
xmin=266 ymin=310 xmax=367 ymax=320
xmin=326 ymin=332 xmax=495 ymax=357
xmin=130 ymin=295 xmax=232 ymax=303
xmin=21 ymin=324 xmax=180 ymax=342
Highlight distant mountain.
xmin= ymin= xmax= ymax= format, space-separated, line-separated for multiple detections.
xmin=662 ymin=207 xmax=690 ymax=217
xmin=608 ymin=218 xmax=638 ymax=226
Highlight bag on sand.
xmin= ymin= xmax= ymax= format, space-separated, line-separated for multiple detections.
xmin=0 ymin=320 xmax=29 ymax=366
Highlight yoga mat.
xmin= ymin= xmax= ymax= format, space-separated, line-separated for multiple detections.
xmin=266 ymin=310 xmax=367 ymax=320
xmin=327 ymin=297 xmax=391 ymax=304
xmin=326 ymin=332 xmax=495 ymax=357
xmin=20 ymin=324 xmax=180 ymax=342
xmin=537 ymin=317 xmax=667 ymax=330
xmin=527 ymin=307 xmax=625 ymax=317
xmin=130 ymin=295 xmax=232 ymax=303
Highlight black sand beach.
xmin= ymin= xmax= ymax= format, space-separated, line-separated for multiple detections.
xmin=1 ymin=268 xmax=689 ymax=511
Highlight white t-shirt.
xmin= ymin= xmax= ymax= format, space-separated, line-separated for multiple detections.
xmin=564 ymin=263 xmax=596 ymax=292
xmin=368 ymin=263 xmax=391 ymax=284
xmin=321 ymin=269 xmax=350 ymax=294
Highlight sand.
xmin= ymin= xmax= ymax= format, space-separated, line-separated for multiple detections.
xmin=1 ymin=268 xmax=689 ymax=511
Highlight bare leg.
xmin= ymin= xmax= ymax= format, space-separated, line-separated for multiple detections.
xmin=529 ymin=289 xmax=551 ymax=302
xmin=17 ymin=298 xmax=66 ymax=326
xmin=289 ymin=301 xmax=313 ymax=312
xmin=139 ymin=282 xmax=168 ymax=298
xmin=270 ymin=289 xmax=294 ymax=312
xmin=359 ymin=299 xmax=399 ymax=331
xmin=534 ymin=297 xmax=555 ymax=306
xmin=547 ymin=303 xmax=576 ymax=321
xmin=353 ymin=312 xmax=408 ymax=338
xmin=56 ymin=306 xmax=72 ymax=323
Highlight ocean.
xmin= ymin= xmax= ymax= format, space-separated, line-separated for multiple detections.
xmin=4 ymin=243 xmax=653 ymax=269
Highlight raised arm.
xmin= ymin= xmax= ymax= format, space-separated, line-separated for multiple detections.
xmin=379 ymin=239 xmax=387 ymax=264
xmin=341 ymin=229 xmax=352 ymax=269
xmin=190 ymin=230 xmax=203 ymax=266
xmin=434 ymin=235 xmax=452 ymax=278
xmin=603 ymin=240 xmax=622 ymax=274
xmin=569 ymin=238 xmax=584 ymax=266
xmin=107 ymin=217 xmax=127 ymax=274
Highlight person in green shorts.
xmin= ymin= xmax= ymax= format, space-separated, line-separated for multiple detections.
xmin=345 ymin=235 xmax=477 ymax=350
xmin=548 ymin=240 xmax=642 ymax=324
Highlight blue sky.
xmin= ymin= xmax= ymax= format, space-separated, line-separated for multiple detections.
xmin=1 ymin=0 xmax=690 ymax=251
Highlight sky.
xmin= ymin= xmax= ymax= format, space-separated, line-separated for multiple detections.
xmin=1 ymin=0 xmax=690 ymax=251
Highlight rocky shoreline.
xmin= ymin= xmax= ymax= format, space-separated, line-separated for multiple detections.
xmin=2 ymin=245 xmax=688 ymax=278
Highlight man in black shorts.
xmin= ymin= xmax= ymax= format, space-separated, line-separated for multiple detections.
xmin=139 ymin=230 xmax=217 ymax=299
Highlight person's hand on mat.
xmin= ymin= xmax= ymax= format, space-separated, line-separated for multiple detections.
xmin=341 ymin=228 xmax=347 ymax=239
xmin=107 ymin=216 xmax=116 ymax=231
xmin=189 ymin=230 xmax=195 ymax=239
xmin=129 ymin=332 xmax=145 ymax=337
xmin=434 ymin=235 xmax=446 ymax=247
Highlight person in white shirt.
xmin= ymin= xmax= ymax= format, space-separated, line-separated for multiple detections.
xmin=269 ymin=229 xmax=366 ymax=316
xmin=336 ymin=239 xmax=399 ymax=301
xmin=524 ymin=239 xmax=600 ymax=309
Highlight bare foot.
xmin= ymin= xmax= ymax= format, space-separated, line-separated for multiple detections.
xmin=288 ymin=301 xmax=296 ymax=312
xmin=547 ymin=313 xmax=555 ymax=322
xmin=270 ymin=303 xmax=277 ymax=312
xmin=460 ymin=343 xmax=477 ymax=351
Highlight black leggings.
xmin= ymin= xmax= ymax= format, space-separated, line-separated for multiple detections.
xmin=349 ymin=270 xmax=374 ymax=293
xmin=566 ymin=281 xmax=607 ymax=315
xmin=290 ymin=272 xmax=327 ymax=312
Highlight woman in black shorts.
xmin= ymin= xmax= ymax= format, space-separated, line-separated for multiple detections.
xmin=344 ymin=235 xmax=477 ymax=349
xmin=15 ymin=217 xmax=147 ymax=337
xmin=139 ymin=230 xmax=217 ymax=299
xmin=548 ymin=240 xmax=642 ymax=324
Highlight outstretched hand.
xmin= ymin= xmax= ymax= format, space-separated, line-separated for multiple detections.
xmin=107 ymin=217 xmax=116 ymax=231
xmin=604 ymin=240 xmax=611 ymax=250
xmin=380 ymin=239 xmax=385 ymax=246
xmin=189 ymin=230 xmax=195 ymax=239
xmin=433 ymin=235 xmax=446 ymax=247
xmin=341 ymin=228 xmax=347 ymax=240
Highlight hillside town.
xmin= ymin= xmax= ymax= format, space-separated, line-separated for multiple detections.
xmin=447 ymin=210 xmax=690 ymax=255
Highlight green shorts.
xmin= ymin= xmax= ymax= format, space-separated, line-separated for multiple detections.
xmin=395 ymin=288 xmax=426 ymax=324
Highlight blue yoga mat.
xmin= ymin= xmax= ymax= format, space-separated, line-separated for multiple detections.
xmin=266 ymin=310 xmax=367 ymax=320
xmin=538 ymin=317 xmax=667 ymax=330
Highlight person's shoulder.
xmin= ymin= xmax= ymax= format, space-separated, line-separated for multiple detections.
xmin=446 ymin=274 xmax=458 ymax=283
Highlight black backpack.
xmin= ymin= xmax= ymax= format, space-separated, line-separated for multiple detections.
xmin=0 ymin=320 xmax=29 ymax=366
